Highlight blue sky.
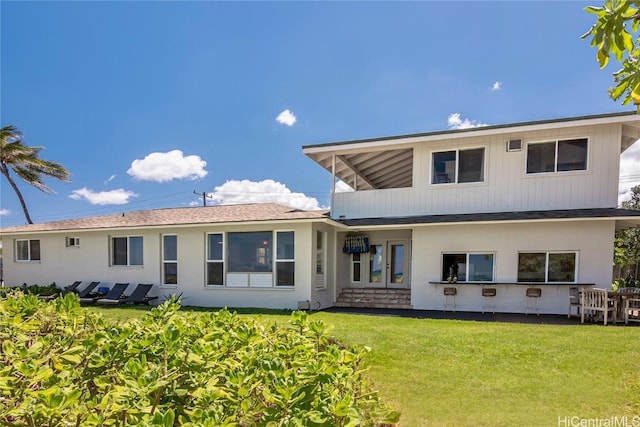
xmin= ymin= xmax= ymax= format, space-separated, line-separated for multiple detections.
xmin=1 ymin=1 xmax=639 ymax=227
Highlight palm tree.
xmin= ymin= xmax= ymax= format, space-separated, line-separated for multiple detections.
xmin=0 ymin=125 xmax=70 ymax=224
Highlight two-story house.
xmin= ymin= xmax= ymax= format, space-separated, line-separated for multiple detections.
xmin=2 ymin=112 xmax=640 ymax=314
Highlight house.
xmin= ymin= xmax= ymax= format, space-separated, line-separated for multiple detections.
xmin=2 ymin=112 xmax=640 ymax=314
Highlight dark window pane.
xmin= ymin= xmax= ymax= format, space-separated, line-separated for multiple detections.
xmin=163 ymin=235 xmax=177 ymax=261
xmin=548 ymin=253 xmax=576 ymax=282
xmin=442 ymin=254 xmax=466 ymax=281
xmin=527 ymin=142 xmax=555 ymax=174
xmin=113 ymin=237 xmax=127 ymax=265
xmin=468 ymin=253 xmax=493 ymax=281
xmin=207 ymin=262 xmax=224 ymax=285
xmin=129 ymin=237 xmax=143 ymax=265
xmin=557 ymin=139 xmax=587 ymax=171
xmin=277 ymin=231 xmax=294 ymax=259
xmin=29 ymin=240 xmax=41 ymax=261
xmin=228 ymin=232 xmax=272 ymax=272
xmin=518 ymin=253 xmax=546 ymax=282
xmin=458 ymin=148 xmax=484 ymax=183
xmin=208 ymin=234 xmax=223 ymax=260
xmin=432 ymin=151 xmax=456 ymax=184
xmin=164 ymin=262 xmax=178 ymax=284
xmin=276 ymin=261 xmax=295 ymax=286
xmin=352 ymin=261 xmax=361 ymax=282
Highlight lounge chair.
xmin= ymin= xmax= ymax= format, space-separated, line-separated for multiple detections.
xmin=122 ymin=283 xmax=158 ymax=305
xmin=77 ymin=281 xmax=100 ymax=298
xmin=96 ymin=283 xmax=130 ymax=305
xmin=62 ymin=281 xmax=83 ymax=295
xmin=77 ymin=282 xmax=104 ymax=303
xmin=38 ymin=281 xmax=82 ymax=301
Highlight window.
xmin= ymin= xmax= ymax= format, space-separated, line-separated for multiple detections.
xmin=351 ymin=253 xmax=361 ymax=283
xmin=276 ymin=231 xmax=294 ymax=286
xmin=16 ymin=239 xmax=40 ymax=261
xmin=316 ymin=231 xmax=326 ymax=289
xmin=228 ymin=232 xmax=272 ymax=272
xmin=206 ymin=233 xmax=224 ymax=285
xmin=111 ymin=236 xmax=143 ymax=266
xmin=66 ymin=237 xmax=80 ymax=247
xmin=442 ymin=253 xmax=494 ymax=282
xmin=163 ymin=235 xmax=177 ymax=285
xmin=526 ymin=138 xmax=588 ymax=174
xmin=518 ymin=252 xmax=577 ymax=283
xmin=432 ymin=148 xmax=485 ymax=184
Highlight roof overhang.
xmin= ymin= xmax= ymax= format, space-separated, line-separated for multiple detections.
xmin=336 ymin=208 xmax=640 ymax=231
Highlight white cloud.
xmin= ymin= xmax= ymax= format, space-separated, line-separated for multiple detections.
xmin=127 ymin=150 xmax=207 ymax=183
xmin=447 ymin=113 xmax=488 ymax=130
xmin=0 ymin=209 xmax=10 ymax=216
xmin=105 ymin=174 xmax=116 ymax=184
xmin=69 ymin=187 xmax=138 ymax=205
xmin=335 ymin=180 xmax=354 ymax=193
xmin=207 ymin=179 xmax=322 ymax=210
xmin=619 ymin=139 xmax=640 ymax=205
xmin=276 ymin=109 xmax=297 ymax=126
xmin=491 ymin=81 xmax=502 ymax=91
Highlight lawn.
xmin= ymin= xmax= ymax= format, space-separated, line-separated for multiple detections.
xmin=89 ymin=305 xmax=640 ymax=427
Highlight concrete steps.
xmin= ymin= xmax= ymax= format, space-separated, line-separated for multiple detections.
xmin=335 ymin=288 xmax=412 ymax=309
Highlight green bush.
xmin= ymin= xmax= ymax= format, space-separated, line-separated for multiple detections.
xmin=18 ymin=282 xmax=60 ymax=296
xmin=0 ymin=290 xmax=399 ymax=426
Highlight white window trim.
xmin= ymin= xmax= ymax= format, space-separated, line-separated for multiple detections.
xmin=205 ymin=232 xmax=225 ymax=287
xmin=315 ymin=230 xmax=327 ymax=290
xmin=441 ymin=252 xmax=496 ymax=283
xmin=110 ymin=235 xmax=144 ymax=267
xmin=65 ymin=237 xmax=80 ymax=248
xmin=15 ymin=239 xmax=41 ymax=262
xmin=517 ymin=251 xmax=579 ymax=283
xmin=275 ymin=230 xmax=295 ymax=288
xmin=161 ymin=234 xmax=178 ymax=288
xmin=430 ymin=146 xmax=487 ymax=186
xmin=524 ymin=136 xmax=590 ymax=176
xmin=351 ymin=253 xmax=362 ymax=284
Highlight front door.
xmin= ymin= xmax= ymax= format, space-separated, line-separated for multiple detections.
xmin=367 ymin=240 xmax=410 ymax=289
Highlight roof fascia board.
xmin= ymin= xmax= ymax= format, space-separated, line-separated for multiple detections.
xmin=341 ymin=215 xmax=640 ymax=230
xmin=303 ymin=112 xmax=640 ymax=154
xmin=0 ymin=217 xmax=342 ymax=236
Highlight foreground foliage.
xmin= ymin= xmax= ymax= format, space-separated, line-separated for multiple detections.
xmin=0 ymin=291 xmax=398 ymax=426
xmin=583 ymin=0 xmax=640 ymax=110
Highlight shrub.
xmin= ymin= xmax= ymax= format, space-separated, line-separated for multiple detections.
xmin=0 ymin=290 xmax=399 ymax=426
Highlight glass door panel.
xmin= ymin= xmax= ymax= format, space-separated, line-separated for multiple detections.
xmin=367 ymin=244 xmax=384 ymax=287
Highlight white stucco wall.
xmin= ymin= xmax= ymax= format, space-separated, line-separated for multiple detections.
xmin=411 ymin=220 xmax=616 ymax=314
xmin=1 ymin=220 xmax=325 ymax=310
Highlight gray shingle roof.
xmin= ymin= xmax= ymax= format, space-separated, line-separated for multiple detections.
xmin=0 ymin=203 xmax=330 ymax=233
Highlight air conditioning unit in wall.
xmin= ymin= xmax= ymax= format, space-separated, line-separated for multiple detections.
xmin=507 ymin=139 xmax=522 ymax=152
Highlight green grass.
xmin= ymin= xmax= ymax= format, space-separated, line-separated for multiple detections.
xmin=88 ymin=305 xmax=640 ymax=427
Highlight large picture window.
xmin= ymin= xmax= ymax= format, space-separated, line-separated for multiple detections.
xmin=276 ymin=231 xmax=294 ymax=286
xmin=442 ymin=253 xmax=494 ymax=282
xmin=111 ymin=236 xmax=143 ymax=266
xmin=206 ymin=233 xmax=224 ymax=285
xmin=526 ymin=138 xmax=588 ymax=174
xmin=16 ymin=239 xmax=41 ymax=261
xmin=432 ymin=148 xmax=485 ymax=184
xmin=162 ymin=235 xmax=177 ymax=285
xmin=518 ymin=252 xmax=577 ymax=282
xmin=207 ymin=231 xmax=297 ymax=287
xmin=228 ymin=232 xmax=272 ymax=272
